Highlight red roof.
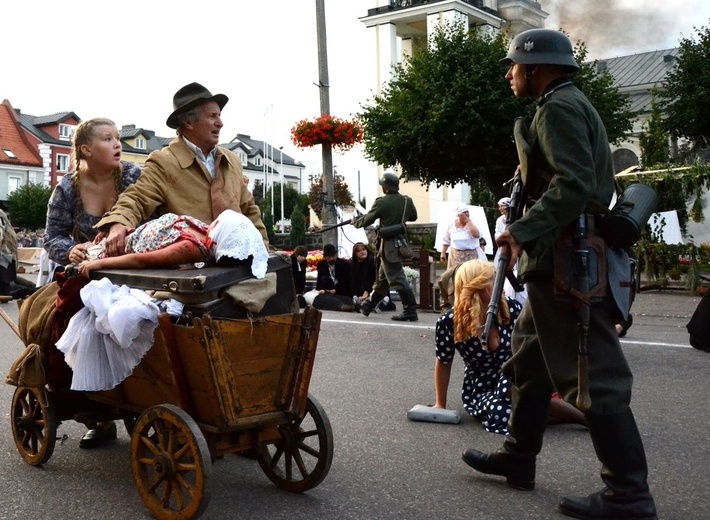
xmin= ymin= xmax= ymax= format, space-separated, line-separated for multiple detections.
xmin=0 ymin=99 xmax=43 ymax=167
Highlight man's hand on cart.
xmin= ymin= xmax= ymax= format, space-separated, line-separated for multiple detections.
xmin=99 ymin=223 xmax=131 ymax=257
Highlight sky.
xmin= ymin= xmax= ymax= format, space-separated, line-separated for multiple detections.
xmin=3 ymin=0 xmax=710 ymax=205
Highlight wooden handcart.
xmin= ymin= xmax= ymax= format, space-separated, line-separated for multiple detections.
xmin=9 ymin=255 xmax=333 ymax=519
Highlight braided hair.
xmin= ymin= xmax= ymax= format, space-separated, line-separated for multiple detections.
xmin=69 ymin=118 xmax=122 ymax=241
xmin=453 ymin=259 xmax=510 ymax=344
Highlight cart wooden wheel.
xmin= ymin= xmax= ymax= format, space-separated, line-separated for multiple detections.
xmin=11 ymin=386 xmax=56 ymax=466
xmin=257 ymin=394 xmax=333 ymax=493
xmin=130 ymin=404 xmax=212 ymax=520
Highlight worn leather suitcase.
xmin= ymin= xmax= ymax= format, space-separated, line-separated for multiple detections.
xmin=90 ymin=254 xmax=297 ymax=319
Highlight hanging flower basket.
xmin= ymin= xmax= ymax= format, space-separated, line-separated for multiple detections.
xmin=291 ymin=114 xmax=363 ymax=152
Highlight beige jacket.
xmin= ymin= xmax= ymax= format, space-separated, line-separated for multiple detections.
xmin=95 ymin=137 xmax=267 ymax=243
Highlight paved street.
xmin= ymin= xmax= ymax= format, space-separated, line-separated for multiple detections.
xmin=0 ymin=289 xmax=708 ymax=519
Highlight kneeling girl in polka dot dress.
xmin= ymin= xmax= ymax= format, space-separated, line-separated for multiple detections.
xmin=432 ymin=259 xmax=585 ymax=434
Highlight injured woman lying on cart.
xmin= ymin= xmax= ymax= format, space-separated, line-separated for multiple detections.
xmin=56 ymin=209 xmax=272 ymax=392
xmin=78 ymin=209 xmax=269 ymax=279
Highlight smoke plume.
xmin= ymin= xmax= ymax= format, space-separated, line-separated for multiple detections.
xmin=539 ymin=0 xmax=692 ymax=58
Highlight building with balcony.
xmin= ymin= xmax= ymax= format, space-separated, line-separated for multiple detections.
xmin=222 ymin=133 xmax=306 ymax=195
xmin=360 ymin=0 xmax=548 ymax=222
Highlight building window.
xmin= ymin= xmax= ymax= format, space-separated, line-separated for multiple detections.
xmin=255 ymin=156 xmax=262 ymax=167
xmin=612 ymin=148 xmax=639 ymax=174
xmin=57 ymin=154 xmax=70 ymax=172
xmin=8 ymin=176 xmax=21 ymax=194
xmin=239 ymin=151 xmax=247 ymax=166
xmin=59 ymin=124 xmax=76 ymax=141
xmin=2 ymin=148 xmax=17 ymax=159
xmin=135 ymin=137 xmax=146 ymax=150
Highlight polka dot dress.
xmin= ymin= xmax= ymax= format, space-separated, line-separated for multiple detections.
xmin=435 ymin=297 xmax=523 ymax=435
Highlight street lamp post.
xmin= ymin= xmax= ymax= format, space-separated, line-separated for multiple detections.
xmin=279 ymin=146 xmax=284 ymax=232
xmin=270 ymin=142 xmax=274 ymax=219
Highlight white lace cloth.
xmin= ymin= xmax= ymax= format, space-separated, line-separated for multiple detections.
xmin=56 ymin=277 xmax=160 ymax=391
xmin=207 ymin=209 xmax=269 ymax=279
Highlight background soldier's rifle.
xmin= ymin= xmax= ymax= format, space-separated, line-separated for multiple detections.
xmin=481 ymin=173 xmax=525 ymax=346
xmin=317 ymin=219 xmax=352 ymax=233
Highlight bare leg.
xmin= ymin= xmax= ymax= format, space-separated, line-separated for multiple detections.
xmin=79 ymin=240 xmax=205 ymax=276
xmin=548 ymin=397 xmax=587 ymax=426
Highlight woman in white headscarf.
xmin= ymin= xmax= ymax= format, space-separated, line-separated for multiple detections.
xmin=439 ymin=204 xmax=487 ymax=269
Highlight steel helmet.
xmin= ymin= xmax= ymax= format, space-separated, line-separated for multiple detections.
xmin=379 ymin=172 xmax=400 ymax=192
xmin=500 ymin=29 xmax=579 ymax=73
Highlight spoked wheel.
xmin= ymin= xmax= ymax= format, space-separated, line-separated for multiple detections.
xmin=257 ymin=394 xmax=333 ymax=493
xmin=130 ymin=404 xmax=212 ymax=520
xmin=11 ymin=386 xmax=56 ymax=466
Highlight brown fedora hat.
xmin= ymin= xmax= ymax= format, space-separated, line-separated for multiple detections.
xmin=166 ymin=82 xmax=229 ymax=129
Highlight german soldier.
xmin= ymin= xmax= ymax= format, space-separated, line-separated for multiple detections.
xmin=352 ymin=172 xmax=419 ymax=321
xmin=461 ymin=29 xmax=656 ymax=520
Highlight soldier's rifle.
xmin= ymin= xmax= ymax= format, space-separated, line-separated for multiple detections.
xmin=573 ymin=214 xmax=592 ymax=412
xmin=316 ymin=219 xmax=352 ymax=233
xmin=481 ymin=173 xmax=525 ymax=346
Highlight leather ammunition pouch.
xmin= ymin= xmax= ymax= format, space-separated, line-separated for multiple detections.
xmin=395 ymin=235 xmax=413 ymax=259
xmin=553 ymin=216 xmax=608 ymax=302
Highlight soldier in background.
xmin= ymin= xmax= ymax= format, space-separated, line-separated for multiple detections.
xmin=352 ymin=173 xmax=418 ymax=321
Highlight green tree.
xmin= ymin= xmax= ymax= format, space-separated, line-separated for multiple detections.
xmin=289 ymin=205 xmax=307 ymax=249
xmin=358 ymin=25 xmax=634 ymax=192
xmin=660 ymin=22 xmax=710 ymax=152
xmin=639 ymin=91 xmax=670 ymax=168
xmin=252 ymin=180 xmax=264 ymax=207
xmin=359 ymin=24 xmax=526 ymax=189
xmin=571 ymin=40 xmax=634 ymax=145
xmin=7 ymin=182 xmax=52 ymax=229
xmin=262 ymin=212 xmax=275 ymax=245
xmin=260 ymin=183 xmax=302 ymax=226
xmin=308 ymin=176 xmax=354 ymax=220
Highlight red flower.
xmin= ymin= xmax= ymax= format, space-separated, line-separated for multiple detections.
xmin=291 ymin=114 xmax=363 ymax=152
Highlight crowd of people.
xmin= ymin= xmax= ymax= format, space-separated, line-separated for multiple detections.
xmin=15 ymin=230 xmax=45 ymax=248
xmin=290 ymin=242 xmax=396 ymax=314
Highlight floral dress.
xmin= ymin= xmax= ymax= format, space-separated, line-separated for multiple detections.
xmin=435 ymin=297 xmax=523 ymax=434
xmin=126 ymin=213 xmax=211 ymax=261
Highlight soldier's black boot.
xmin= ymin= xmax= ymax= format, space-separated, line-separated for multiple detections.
xmin=391 ymin=286 xmax=418 ymax=321
xmin=358 ymin=292 xmax=384 ymax=317
xmin=558 ymin=409 xmax=657 ymax=520
xmin=462 ymin=390 xmax=550 ymax=490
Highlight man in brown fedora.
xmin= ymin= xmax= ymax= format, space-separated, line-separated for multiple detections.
xmin=96 ymin=82 xmax=267 ymax=255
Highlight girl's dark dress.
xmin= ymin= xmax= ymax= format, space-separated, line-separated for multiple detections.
xmin=350 ymin=252 xmax=375 ymax=298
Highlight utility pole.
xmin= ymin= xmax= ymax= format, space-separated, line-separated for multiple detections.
xmin=279 ymin=146 xmax=284 ymax=232
xmin=315 ymin=0 xmax=337 ymax=250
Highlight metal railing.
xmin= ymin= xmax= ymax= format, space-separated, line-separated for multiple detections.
xmin=367 ymin=0 xmax=491 ymax=17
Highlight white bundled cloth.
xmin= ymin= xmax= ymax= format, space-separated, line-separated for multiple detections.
xmin=207 ymin=209 xmax=269 ymax=279
xmin=56 ymin=277 xmax=160 ymax=391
